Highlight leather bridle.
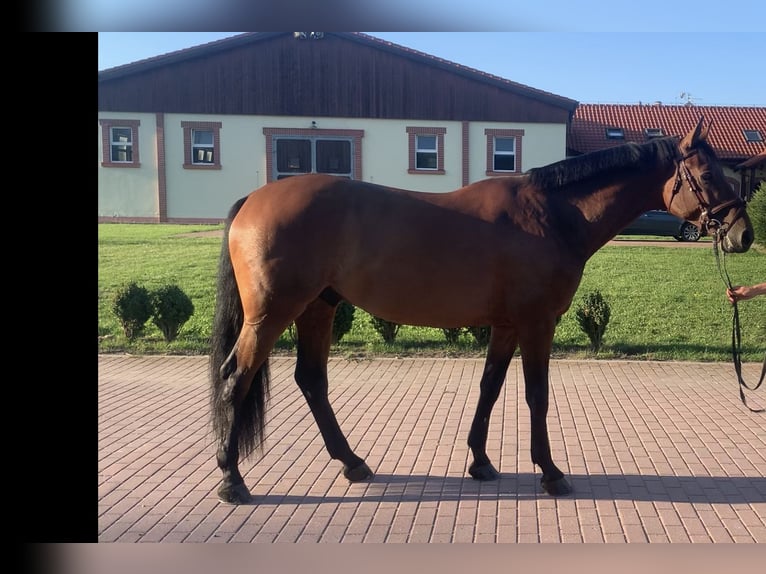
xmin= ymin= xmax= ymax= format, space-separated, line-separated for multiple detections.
xmin=669 ymin=151 xmax=745 ymax=236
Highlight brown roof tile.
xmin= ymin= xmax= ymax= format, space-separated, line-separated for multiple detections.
xmin=569 ymin=103 xmax=766 ymax=161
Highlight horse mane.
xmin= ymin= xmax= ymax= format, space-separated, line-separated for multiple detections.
xmin=527 ymin=136 xmax=681 ymax=192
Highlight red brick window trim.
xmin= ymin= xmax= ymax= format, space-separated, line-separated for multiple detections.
xmin=485 ymin=128 xmax=525 ymax=176
xmin=263 ymin=127 xmax=364 ymax=183
xmin=182 ymin=121 xmax=223 ymax=170
xmin=100 ymin=118 xmax=141 ymax=168
xmin=407 ymin=126 xmax=446 ymax=175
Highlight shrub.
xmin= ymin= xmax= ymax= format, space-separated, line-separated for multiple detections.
xmin=150 ymin=284 xmax=195 ymax=342
xmin=575 ymin=290 xmax=611 ymax=352
xmin=442 ymin=327 xmax=464 ymax=345
xmin=370 ymin=315 xmax=400 ymax=344
xmin=332 ymin=301 xmax=356 ymax=344
xmin=748 ymin=181 xmax=766 ymax=247
xmin=467 ymin=326 xmax=491 ymax=347
xmin=112 ymin=282 xmax=152 ymax=340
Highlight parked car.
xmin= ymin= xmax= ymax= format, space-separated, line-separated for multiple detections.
xmin=619 ymin=210 xmax=701 ymax=242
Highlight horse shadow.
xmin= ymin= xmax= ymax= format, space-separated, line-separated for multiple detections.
xmin=250 ymin=472 xmax=766 ymax=505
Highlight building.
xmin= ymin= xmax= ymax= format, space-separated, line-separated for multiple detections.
xmin=98 ymin=33 xmax=765 ymax=223
xmin=98 ymin=32 xmax=577 ymax=223
xmin=569 ymin=103 xmax=766 ymax=200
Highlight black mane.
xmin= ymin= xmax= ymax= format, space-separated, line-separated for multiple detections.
xmin=528 ymin=136 xmax=681 ymax=191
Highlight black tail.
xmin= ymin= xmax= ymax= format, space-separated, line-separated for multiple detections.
xmin=209 ymin=196 xmax=271 ymax=460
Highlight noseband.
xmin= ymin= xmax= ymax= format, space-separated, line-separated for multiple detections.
xmin=670 ymin=152 xmax=745 ymax=237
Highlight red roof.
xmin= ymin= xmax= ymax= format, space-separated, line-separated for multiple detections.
xmin=569 ymin=103 xmax=766 ymax=161
xmin=737 ymin=149 xmax=766 ymax=169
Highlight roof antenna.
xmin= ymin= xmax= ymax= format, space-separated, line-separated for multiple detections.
xmin=679 ymin=92 xmax=698 ymax=106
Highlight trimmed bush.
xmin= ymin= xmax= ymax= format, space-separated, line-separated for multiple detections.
xmin=467 ymin=326 xmax=491 ymax=347
xmin=748 ymin=181 xmax=766 ymax=248
xmin=442 ymin=327 xmax=464 ymax=345
xmin=370 ymin=315 xmax=401 ymax=344
xmin=575 ymin=290 xmax=611 ymax=352
xmin=150 ymin=284 xmax=195 ymax=342
xmin=112 ymin=282 xmax=152 ymax=340
xmin=332 ymin=301 xmax=356 ymax=344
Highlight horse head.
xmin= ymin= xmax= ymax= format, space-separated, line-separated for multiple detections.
xmin=663 ymin=117 xmax=754 ymax=253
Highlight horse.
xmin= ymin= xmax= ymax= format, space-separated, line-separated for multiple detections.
xmin=209 ymin=118 xmax=753 ymax=504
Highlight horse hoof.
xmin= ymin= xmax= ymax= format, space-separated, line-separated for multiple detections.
xmin=343 ymin=462 xmax=374 ymax=482
xmin=217 ymin=482 xmax=253 ymax=504
xmin=468 ymin=462 xmax=500 ymax=481
xmin=541 ymin=476 xmax=572 ymax=496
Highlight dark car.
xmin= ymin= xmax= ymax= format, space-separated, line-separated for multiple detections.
xmin=619 ymin=210 xmax=701 ymax=242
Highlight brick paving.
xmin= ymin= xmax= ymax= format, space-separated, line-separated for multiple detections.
xmin=98 ymin=354 xmax=766 ymax=543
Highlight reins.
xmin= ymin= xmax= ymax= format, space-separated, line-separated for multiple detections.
xmin=711 ymin=228 xmax=765 ymax=413
xmin=673 ymin=152 xmax=764 ymax=412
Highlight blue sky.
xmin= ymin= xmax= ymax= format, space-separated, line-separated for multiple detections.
xmin=98 ymin=32 xmax=766 ymax=107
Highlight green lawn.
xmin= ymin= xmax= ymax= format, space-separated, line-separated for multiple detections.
xmin=98 ymin=224 xmax=766 ymax=362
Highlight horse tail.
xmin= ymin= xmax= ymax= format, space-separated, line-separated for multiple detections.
xmin=209 ymin=196 xmax=271 ymax=460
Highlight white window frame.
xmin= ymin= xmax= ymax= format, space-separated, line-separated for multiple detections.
xmin=492 ymin=136 xmax=516 ymax=172
xmin=192 ymin=129 xmax=215 ymax=165
xmin=110 ymin=126 xmax=134 ymax=163
xmin=415 ymin=134 xmax=438 ymax=170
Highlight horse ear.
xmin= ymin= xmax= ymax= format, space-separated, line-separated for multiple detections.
xmin=680 ymin=116 xmax=706 ymax=151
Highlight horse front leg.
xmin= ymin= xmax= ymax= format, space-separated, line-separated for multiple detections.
xmin=519 ymin=319 xmax=571 ymax=496
xmin=467 ymin=326 xmax=517 ymax=480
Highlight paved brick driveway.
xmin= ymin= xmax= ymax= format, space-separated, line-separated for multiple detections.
xmin=98 ymin=354 xmax=765 ymax=543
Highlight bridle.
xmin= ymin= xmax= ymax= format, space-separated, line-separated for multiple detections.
xmin=669 ymin=150 xmax=745 ymax=236
xmin=671 ymin=150 xmax=763 ymax=413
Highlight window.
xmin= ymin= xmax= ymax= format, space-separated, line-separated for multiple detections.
xmin=274 ymin=137 xmax=353 ymax=180
xmin=406 ymin=126 xmax=446 ymax=174
xmin=192 ymin=130 xmax=215 ymax=164
xmin=644 ymin=127 xmax=664 ymax=138
xmin=110 ymin=127 xmax=133 ymax=162
xmin=99 ymin=118 xmax=140 ymax=168
xmin=416 ymin=135 xmax=438 ymax=169
xmin=263 ymin=128 xmax=364 ymax=183
xmin=492 ymin=137 xmax=516 ymax=172
xmin=484 ymin=128 xmax=524 ymax=176
xmin=605 ymin=127 xmax=624 ymax=139
xmin=743 ymin=129 xmax=763 ymax=142
xmin=182 ymin=121 xmax=222 ymax=169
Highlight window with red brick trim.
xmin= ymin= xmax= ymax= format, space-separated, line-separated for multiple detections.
xmin=182 ymin=121 xmax=222 ymax=169
xmin=100 ymin=119 xmax=141 ymax=168
xmin=263 ymin=127 xmax=364 ymax=183
xmin=485 ymin=128 xmax=524 ymax=175
xmin=407 ymin=126 xmax=446 ymax=174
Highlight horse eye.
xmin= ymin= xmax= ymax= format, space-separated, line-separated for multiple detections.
xmin=701 ymin=172 xmax=712 ymax=182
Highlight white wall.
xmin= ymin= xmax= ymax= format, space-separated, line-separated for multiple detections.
xmin=98 ymin=112 xmax=570 ymax=221
xmin=98 ymin=112 xmax=159 ymax=219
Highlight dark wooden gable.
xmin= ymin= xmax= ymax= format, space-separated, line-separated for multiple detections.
xmin=99 ymin=33 xmax=576 ymax=123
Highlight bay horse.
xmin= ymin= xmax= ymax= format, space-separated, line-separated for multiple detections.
xmin=210 ymin=118 xmax=753 ymax=504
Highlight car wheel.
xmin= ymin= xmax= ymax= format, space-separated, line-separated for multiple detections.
xmin=680 ymin=222 xmax=700 ymax=242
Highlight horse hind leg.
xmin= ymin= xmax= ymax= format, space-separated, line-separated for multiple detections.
xmin=467 ymin=326 xmax=517 ymax=481
xmin=214 ymin=316 xmax=291 ymax=504
xmin=294 ymin=298 xmax=373 ymax=482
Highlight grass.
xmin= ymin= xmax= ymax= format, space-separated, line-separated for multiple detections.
xmin=98 ymin=224 xmax=766 ymax=362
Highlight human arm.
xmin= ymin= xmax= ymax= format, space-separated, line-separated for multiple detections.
xmin=726 ymin=282 xmax=766 ymax=303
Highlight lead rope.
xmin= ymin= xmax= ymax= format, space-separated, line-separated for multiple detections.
xmin=711 ymin=229 xmax=765 ymax=413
